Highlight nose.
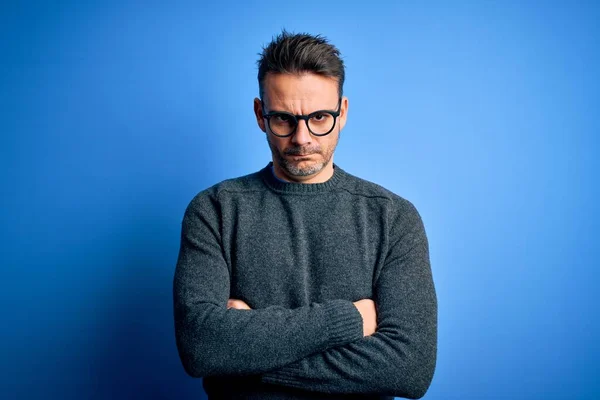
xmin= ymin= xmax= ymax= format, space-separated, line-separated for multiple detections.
xmin=291 ymin=119 xmax=312 ymax=146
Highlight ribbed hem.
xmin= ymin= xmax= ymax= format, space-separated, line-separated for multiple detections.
xmin=261 ymin=363 xmax=306 ymax=389
xmin=260 ymin=162 xmax=346 ymax=194
xmin=322 ymin=299 xmax=364 ymax=348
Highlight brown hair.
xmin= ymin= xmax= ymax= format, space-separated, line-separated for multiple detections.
xmin=257 ymin=30 xmax=345 ymax=99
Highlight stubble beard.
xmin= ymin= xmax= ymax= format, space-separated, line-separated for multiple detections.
xmin=266 ymin=131 xmax=339 ymax=178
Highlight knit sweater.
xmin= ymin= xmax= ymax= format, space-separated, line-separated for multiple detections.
xmin=173 ymin=162 xmax=437 ymax=399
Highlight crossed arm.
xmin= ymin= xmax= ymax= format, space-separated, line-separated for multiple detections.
xmin=173 ymin=194 xmax=437 ymax=398
xmin=173 ymin=194 xmax=367 ymax=377
xmin=227 ymin=298 xmax=378 ymax=338
xmin=226 ymin=217 xmax=436 ymax=399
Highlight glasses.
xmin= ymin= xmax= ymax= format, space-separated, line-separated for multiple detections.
xmin=261 ymin=98 xmax=342 ymax=137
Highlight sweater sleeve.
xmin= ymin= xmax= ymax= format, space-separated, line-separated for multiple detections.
xmin=173 ymin=191 xmax=364 ymax=378
xmin=260 ymin=201 xmax=438 ymax=399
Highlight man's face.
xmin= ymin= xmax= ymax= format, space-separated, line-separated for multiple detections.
xmin=253 ymin=73 xmax=348 ymax=183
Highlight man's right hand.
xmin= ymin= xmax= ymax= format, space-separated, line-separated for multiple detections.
xmin=353 ymin=299 xmax=377 ymax=337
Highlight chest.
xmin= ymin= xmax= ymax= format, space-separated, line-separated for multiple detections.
xmin=222 ymin=195 xmax=389 ymax=308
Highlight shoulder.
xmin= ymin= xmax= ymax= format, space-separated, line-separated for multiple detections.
xmin=337 ymin=166 xmax=425 ymax=231
xmin=338 ymin=167 xmax=417 ymax=210
xmin=184 ymin=169 xmax=265 ymax=213
xmin=210 ymin=169 xmax=265 ymax=196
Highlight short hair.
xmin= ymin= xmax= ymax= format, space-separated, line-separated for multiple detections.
xmin=257 ymin=30 xmax=345 ymax=99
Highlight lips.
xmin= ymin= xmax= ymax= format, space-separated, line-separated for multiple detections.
xmin=284 ymin=147 xmax=319 ymax=157
xmin=285 ymin=150 xmax=316 ymax=156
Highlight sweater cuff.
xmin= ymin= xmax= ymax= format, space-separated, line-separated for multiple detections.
xmin=261 ymin=300 xmax=362 ymax=387
xmin=322 ymin=299 xmax=364 ymax=348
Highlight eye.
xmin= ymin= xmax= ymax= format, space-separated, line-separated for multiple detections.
xmin=273 ymin=114 xmax=293 ymax=123
xmin=311 ymin=113 xmax=326 ymax=121
xmin=311 ymin=112 xmax=334 ymax=124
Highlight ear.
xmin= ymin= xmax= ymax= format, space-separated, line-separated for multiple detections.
xmin=338 ymin=96 xmax=349 ymax=131
xmin=254 ymin=97 xmax=266 ymax=132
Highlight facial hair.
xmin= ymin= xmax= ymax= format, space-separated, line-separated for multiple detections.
xmin=266 ymin=129 xmax=340 ymax=177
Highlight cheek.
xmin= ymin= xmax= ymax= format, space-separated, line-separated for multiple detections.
xmin=321 ymin=136 xmax=337 ymax=151
xmin=267 ymin=135 xmax=287 ymax=152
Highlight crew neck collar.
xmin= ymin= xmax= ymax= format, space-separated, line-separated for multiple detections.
xmin=261 ymin=162 xmax=345 ymax=193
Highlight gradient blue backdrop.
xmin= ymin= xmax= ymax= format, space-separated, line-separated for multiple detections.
xmin=1 ymin=1 xmax=598 ymax=399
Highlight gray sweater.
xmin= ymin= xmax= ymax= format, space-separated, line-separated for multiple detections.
xmin=173 ymin=162 xmax=437 ymax=399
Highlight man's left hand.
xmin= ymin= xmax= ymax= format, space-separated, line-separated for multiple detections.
xmin=227 ymin=298 xmax=252 ymax=310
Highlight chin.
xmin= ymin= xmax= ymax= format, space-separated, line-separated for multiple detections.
xmin=283 ymin=160 xmax=327 ymax=177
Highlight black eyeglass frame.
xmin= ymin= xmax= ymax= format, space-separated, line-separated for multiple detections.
xmin=260 ymin=97 xmax=342 ymax=137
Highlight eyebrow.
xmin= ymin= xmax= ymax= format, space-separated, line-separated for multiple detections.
xmin=263 ymin=100 xmax=340 ymax=114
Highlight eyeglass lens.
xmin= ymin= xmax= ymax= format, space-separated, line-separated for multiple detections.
xmin=269 ymin=112 xmax=336 ymax=136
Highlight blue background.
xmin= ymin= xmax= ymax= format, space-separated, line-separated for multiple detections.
xmin=1 ymin=1 xmax=598 ymax=399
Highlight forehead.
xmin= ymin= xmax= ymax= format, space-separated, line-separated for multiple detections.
xmin=262 ymin=73 xmax=339 ymax=107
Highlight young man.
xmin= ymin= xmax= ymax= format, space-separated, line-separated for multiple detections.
xmin=173 ymin=31 xmax=437 ymax=399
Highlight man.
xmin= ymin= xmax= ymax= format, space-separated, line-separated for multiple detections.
xmin=173 ymin=31 xmax=437 ymax=399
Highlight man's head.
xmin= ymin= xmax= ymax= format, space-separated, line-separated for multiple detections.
xmin=253 ymin=31 xmax=348 ymax=184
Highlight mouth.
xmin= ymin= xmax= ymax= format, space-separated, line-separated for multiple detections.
xmin=288 ymin=154 xmax=313 ymax=159
xmin=286 ymin=151 xmax=315 ymax=156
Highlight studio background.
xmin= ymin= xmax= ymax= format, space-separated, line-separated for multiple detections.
xmin=1 ymin=1 xmax=598 ymax=399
